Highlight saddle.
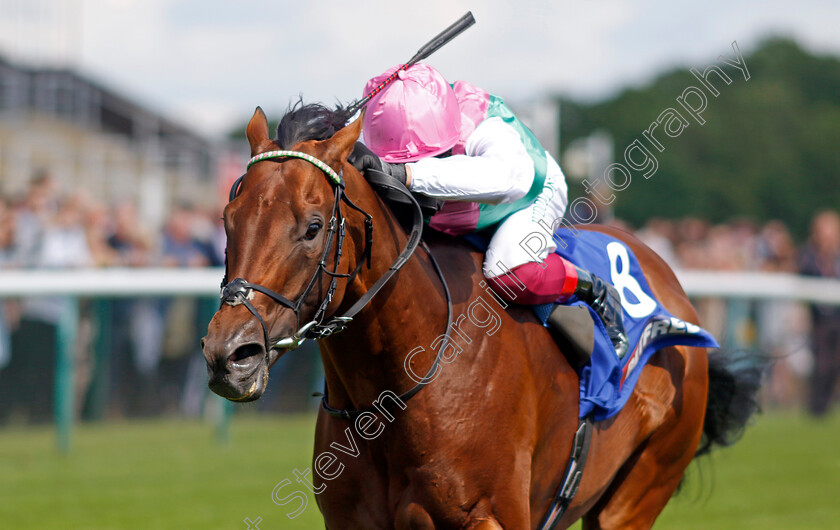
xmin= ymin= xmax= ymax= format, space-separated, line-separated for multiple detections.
xmin=364 ymin=168 xmax=444 ymax=219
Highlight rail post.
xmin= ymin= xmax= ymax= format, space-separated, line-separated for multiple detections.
xmin=54 ymin=297 xmax=79 ymax=453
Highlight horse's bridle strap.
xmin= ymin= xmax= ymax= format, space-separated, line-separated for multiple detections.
xmin=334 ymin=172 xmax=424 ymax=323
xmin=320 ymin=239 xmax=454 ymax=421
xmin=247 ymin=150 xmax=342 ymax=185
xmin=221 ymin=146 xmax=453 ymax=421
xmin=248 ymin=283 xmax=296 ymax=310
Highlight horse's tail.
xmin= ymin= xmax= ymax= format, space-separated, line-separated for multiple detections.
xmin=695 ymin=349 xmax=767 ymax=457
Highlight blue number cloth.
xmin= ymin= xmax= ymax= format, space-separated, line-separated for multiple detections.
xmin=531 ymin=229 xmax=719 ymax=421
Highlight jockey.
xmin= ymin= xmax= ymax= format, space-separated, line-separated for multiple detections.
xmin=351 ymin=63 xmax=628 ymax=357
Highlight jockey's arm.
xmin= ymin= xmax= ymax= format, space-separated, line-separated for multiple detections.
xmin=406 ymin=117 xmax=534 ymax=205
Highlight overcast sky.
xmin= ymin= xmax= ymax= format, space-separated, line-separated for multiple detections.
xmin=1 ymin=0 xmax=839 ymax=138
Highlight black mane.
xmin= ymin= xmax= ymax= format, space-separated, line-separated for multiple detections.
xmin=275 ymin=100 xmax=353 ymax=149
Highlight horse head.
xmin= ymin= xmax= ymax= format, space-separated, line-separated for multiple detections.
xmin=202 ymin=105 xmax=367 ymax=402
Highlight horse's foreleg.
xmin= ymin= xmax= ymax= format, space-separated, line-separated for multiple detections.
xmin=581 ymin=438 xmax=692 ymax=530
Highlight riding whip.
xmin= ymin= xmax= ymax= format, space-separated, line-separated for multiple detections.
xmin=347 ymin=11 xmax=476 ymax=115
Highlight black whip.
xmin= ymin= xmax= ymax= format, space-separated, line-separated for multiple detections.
xmin=347 ymin=12 xmax=476 ymax=115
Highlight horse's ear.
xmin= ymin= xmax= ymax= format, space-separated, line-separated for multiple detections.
xmin=324 ymin=115 xmax=363 ymax=166
xmin=246 ymin=106 xmax=271 ymax=156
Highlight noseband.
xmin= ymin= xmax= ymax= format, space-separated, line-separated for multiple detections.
xmin=220 ymin=147 xmax=453 ymax=419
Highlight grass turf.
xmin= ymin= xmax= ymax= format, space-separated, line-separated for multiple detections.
xmin=1 ymin=410 xmax=838 ymax=529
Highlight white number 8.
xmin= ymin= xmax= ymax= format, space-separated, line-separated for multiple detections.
xmin=606 ymin=242 xmax=657 ymax=318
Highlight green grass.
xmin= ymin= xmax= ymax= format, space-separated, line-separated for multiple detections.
xmin=656 ymin=410 xmax=840 ymax=529
xmin=0 ymin=415 xmax=324 ymax=529
xmin=1 ymin=411 xmax=838 ymax=529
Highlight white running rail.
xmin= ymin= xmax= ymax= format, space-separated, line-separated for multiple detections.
xmin=0 ymin=268 xmax=838 ymax=305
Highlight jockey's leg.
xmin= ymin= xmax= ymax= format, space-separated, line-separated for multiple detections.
xmin=487 ymin=254 xmax=628 ymax=359
xmin=481 ymin=163 xmax=628 ymax=356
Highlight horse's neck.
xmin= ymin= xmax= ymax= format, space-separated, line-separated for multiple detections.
xmin=319 ymin=195 xmax=455 ymax=412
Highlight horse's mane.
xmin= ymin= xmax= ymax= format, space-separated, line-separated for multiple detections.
xmin=275 ymin=100 xmax=353 ymax=149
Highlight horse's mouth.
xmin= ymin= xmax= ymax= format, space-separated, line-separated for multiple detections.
xmin=208 ymin=344 xmax=274 ymax=402
xmin=226 ymin=368 xmax=269 ymax=402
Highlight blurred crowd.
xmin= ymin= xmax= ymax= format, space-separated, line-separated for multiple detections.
xmin=628 ymin=216 xmax=799 ymax=273
xmin=624 ymin=211 xmax=840 ymax=416
xmin=0 ymin=171 xmax=224 ymax=271
xmin=0 ymin=171 xmax=228 ymax=423
xmin=1 ymin=171 xmax=839 ymax=421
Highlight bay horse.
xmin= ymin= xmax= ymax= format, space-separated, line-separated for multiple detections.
xmin=202 ymin=104 xmax=761 ymax=529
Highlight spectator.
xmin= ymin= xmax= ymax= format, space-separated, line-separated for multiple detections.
xmin=0 ymin=198 xmax=17 ymax=371
xmin=83 ymin=195 xmax=117 ymax=267
xmin=13 ymin=170 xmax=59 ymax=267
xmin=1 ymin=185 xmax=93 ymax=423
xmin=799 ymin=210 xmax=840 ymax=416
xmin=637 ymin=218 xmax=679 ymax=267
xmin=0 ymin=197 xmax=18 ymax=267
xmin=756 ymin=220 xmax=797 ymax=272
xmin=37 ymin=192 xmax=94 ymax=269
xmin=161 ymin=203 xmax=211 ymax=268
xmin=104 ymin=202 xmax=161 ymax=417
xmin=159 ymin=203 xmax=210 ymax=415
xmin=755 ymin=221 xmax=810 ymax=407
xmin=674 ymin=217 xmax=710 ymax=269
xmin=194 ymin=205 xmax=226 ymax=267
xmin=108 ymin=201 xmax=153 ymax=267
xmin=730 ymin=218 xmax=760 ymax=270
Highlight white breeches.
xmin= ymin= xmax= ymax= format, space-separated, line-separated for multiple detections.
xmin=483 ymin=153 xmax=569 ymax=279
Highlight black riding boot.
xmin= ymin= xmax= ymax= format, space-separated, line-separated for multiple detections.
xmin=568 ymin=267 xmax=629 ymax=358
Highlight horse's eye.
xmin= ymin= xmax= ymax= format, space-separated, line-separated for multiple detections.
xmin=303 ymin=222 xmax=321 ymax=240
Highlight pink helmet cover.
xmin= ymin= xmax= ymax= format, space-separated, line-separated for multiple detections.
xmin=362 ymin=63 xmax=462 ymax=163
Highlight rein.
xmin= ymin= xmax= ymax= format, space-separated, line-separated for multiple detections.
xmin=220 ymin=147 xmax=453 ymax=419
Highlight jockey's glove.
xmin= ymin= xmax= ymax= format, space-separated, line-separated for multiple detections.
xmin=349 ymin=142 xmax=408 ymax=187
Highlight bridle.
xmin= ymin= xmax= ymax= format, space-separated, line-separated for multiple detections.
xmin=222 ymin=150 xmax=371 ymax=349
xmin=219 ymin=146 xmax=453 ymax=419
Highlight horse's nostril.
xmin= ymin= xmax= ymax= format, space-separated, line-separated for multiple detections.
xmin=228 ymin=343 xmax=265 ymax=367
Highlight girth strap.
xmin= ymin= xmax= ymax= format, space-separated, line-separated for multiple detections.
xmin=538 ymin=417 xmax=594 ymax=529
